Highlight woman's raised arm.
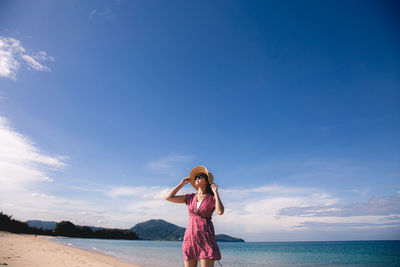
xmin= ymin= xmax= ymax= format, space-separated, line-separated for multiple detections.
xmin=165 ymin=177 xmax=190 ymax=203
xmin=211 ymin=183 xmax=224 ymax=215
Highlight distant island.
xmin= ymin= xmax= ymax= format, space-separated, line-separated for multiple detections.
xmin=1 ymin=212 xmax=244 ymax=242
xmin=131 ymin=219 xmax=245 ymax=242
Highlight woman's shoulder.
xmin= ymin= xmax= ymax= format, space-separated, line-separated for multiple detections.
xmin=185 ymin=192 xmax=196 ymax=199
xmin=185 ymin=193 xmax=195 ymax=205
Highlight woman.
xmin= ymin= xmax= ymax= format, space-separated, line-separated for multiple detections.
xmin=165 ymin=166 xmax=224 ymax=267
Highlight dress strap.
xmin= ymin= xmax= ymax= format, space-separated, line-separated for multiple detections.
xmin=217 ymin=259 xmax=223 ymax=266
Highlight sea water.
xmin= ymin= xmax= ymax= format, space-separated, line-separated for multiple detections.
xmin=48 ymin=237 xmax=400 ymax=266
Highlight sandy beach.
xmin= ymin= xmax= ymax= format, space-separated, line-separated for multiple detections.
xmin=0 ymin=231 xmax=140 ymax=267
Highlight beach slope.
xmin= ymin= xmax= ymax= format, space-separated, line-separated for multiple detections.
xmin=0 ymin=231 xmax=139 ymax=267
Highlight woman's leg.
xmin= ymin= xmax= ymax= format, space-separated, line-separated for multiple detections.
xmin=199 ymin=258 xmax=214 ymax=267
xmin=184 ymin=259 xmax=198 ymax=267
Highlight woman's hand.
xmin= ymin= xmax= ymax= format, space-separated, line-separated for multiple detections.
xmin=210 ymin=183 xmax=218 ymax=193
xmin=180 ymin=177 xmax=190 ymax=186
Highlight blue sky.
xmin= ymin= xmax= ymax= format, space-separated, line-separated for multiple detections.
xmin=0 ymin=0 xmax=399 ymax=241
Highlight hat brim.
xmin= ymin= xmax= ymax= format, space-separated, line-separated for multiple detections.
xmin=189 ymin=166 xmax=214 ymax=191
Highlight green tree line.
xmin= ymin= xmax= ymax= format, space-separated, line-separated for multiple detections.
xmin=0 ymin=212 xmax=139 ymax=240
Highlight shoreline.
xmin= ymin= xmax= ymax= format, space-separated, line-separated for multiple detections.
xmin=0 ymin=231 xmax=140 ymax=267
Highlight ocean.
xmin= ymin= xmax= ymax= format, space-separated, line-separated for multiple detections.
xmin=48 ymin=237 xmax=400 ymax=266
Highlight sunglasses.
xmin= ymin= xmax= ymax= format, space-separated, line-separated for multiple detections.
xmin=195 ymin=174 xmax=208 ymax=180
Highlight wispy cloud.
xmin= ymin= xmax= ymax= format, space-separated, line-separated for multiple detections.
xmin=99 ymin=9 xmax=113 ymax=20
xmin=31 ymin=193 xmax=56 ymax=199
xmin=349 ymin=187 xmax=371 ymax=197
xmin=146 ymin=154 xmax=194 ymax=175
xmin=294 ymin=220 xmax=400 ymax=230
xmin=0 ymin=36 xmax=53 ymax=80
xmin=279 ymin=194 xmax=400 ymax=217
xmin=106 ymin=186 xmax=171 ymax=199
xmin=20 ymin=54 xmax=50 ymax=72
xmin=89 ymin=8 xmax=114 ymax=21
xmin=89 ymin=9 xmax=97 ymax=19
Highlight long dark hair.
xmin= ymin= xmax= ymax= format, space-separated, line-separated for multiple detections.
xmin=205 ymin=175 xmax=214 ymax=196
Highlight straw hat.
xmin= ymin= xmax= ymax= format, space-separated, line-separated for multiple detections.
xmin=189 ymin=165 xmax=214 ymax=191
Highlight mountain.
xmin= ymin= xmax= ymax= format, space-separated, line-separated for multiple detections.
xmin=27 ymin=220 xmax=57 ymax=230
xmin=131 ymin=219 xmax=185 ymax=241
xmin=130 ymin=219 xmax=244 ymax=242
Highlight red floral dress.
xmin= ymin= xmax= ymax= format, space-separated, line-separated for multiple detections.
xmin=182 ymin=193 xmax=222 ymax=262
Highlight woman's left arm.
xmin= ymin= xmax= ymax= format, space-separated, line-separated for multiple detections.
xmin=211 ymin=184 xmax=224 ymax=215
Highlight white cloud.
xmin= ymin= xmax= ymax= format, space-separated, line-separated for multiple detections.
xmin=20 ymin=54 xmax=50 ymax=72
xmin=0 ymin=36 xmax=53 ymax=80
xmin=3 ymin=171 xmax=399 ymax=241
xmin=0 ymin=115 xmax=70 ymax=224
xmin=34 ymin=51 xmax=55 ymax=62
xmin=1 ymin=117 xmax=398 ymax=241
xmin=211 ymin=186 xmax=341 ymax=235
xmin=31 ymin=193 xmax=56 ymax=199
xmin=279 ymin=194 xmax=400 ymax=217
xmin=0 ymin=116 xmax=66 ymax=190
xmin=94 ymin=184 xmax=399 ymax=241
